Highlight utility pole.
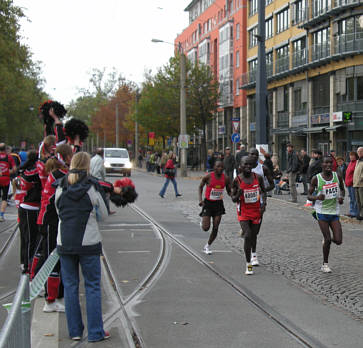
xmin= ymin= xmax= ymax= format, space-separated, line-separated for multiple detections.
xmin=115 ymin=103 xmax=119 ymax=147
xmin=135 ymin=90 xmax=140 ymax=158
xmin=180 ymin=46 xmax=187 ymax=177
xmin=256 ymin=0 xmax=268 ymax=152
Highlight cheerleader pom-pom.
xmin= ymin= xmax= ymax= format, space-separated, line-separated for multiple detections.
xmin=39 ymin=100 xmax=53 ymax=119
xmin=50 ymin=101 xmax=67 ymax=119
xmin=64 ymin=118 xmax=89 ymax=142
xmin=114 ymin=178 xmax=135 ymax=189
xmin=110 ymin=179 xmax=138 ymax=207
xmin=110 ymin=192 xmax=128 ymax=207
xmin=121 ymin=186 xmax=138 ymax=204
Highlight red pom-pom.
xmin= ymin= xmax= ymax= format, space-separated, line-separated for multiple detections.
xmin=114 ymin=178 xmax=135 ymax=189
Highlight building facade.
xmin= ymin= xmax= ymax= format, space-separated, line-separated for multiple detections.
xmin=242 ymin=0 xmax=363 ymax=168
xmin=175 ymin=0 xmax=248 ymax=153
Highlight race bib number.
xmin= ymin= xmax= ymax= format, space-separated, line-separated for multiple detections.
xmin=323 ymin=182 xmax=338 ymax=200
xmin=244 ymin=188 xmax=259 ymax=204
xmin=210 ymin=188 xmax=224 ymax=200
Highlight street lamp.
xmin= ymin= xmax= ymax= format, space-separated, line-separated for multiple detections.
xmin=151 ymin=38 xmax=187 ymax=177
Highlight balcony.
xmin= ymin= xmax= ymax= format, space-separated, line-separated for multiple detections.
xmin=311 ymin=42 xmax=330 ymax=62
xmin=219 ymin=93 xmax=234 ymax=107
xmin=267 ymin=62 xmax=273 ymax=78
xmin=336 ymin=101 xmax=363 ymax=113
xmin=219 ymin=67 xmax=234 ymax=81
xmin=334 ymin=33 xmax=363 ymax=56
xmin=275 ymin=56 xmax=290 ymax=74
xmin=277 ymin=112 xmax=289 ymax=128
xmin=292 ymin=48 xmax=308 ymax=68
xmin=292 ymin=8 xmax=307 ymax=25
xmin=291 ymin=112 xmax=308 ymax=127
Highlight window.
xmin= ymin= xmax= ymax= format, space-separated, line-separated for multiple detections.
xmin=294 ymin=0 xmax=306 ymax=24
xmin=358 ymin=77 xmax=363 ymax=100
xmin=276 ymin=45 xmax=289 ymax=73
xmin=266 ymin=18 xmax=273 ymax=39
xmin=236 ymin=79 xmax=240 ymax=95
xmin=236 ymin=51 xmax=240 ymax=67
xmin=276 ymin=7 xmax=289 ymax=33
xmin=248 ymin=59 xmax=258 ymax=82
xmin=249 ymin=0 xmax=258 ymax=16
xmin=249 ymin=26 xmax=258 ymax=47
xmin=292 ymin=37 xmax=306 ymax=66
xmin=312 ymin=27 xmax=330 ymax=60
xmin=266 ymin=51 xmax=273 ymax=76
xmin=236 ymin=23 xmax=240 ymax=40
xmin=266 ymin=0 xmax=273 ymax=5
xmin=346 ymin=77 xmax=354 ymax=101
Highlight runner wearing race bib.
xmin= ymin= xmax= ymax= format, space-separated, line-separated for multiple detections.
xmin=232 ymin=156 xmax=266 ymax=275
xmin=199 ymin=160 xmax=231 ymax=255
xmin=308 ymin=156 xmax=345 ymax=273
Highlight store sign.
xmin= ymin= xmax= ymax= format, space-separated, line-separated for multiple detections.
xmin=311 ymin=113 xmax=330 ymax=125
xmin=332 ymin=111 xmax=342 ymax=122
xmin=218 ymin=125 xmax=225 ymax=135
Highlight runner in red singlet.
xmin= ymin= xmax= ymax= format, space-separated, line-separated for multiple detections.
xmin=199 ymin=160 xmax=231 ymax=254
xmin=232 ymin=156 xmax=266 ymax=275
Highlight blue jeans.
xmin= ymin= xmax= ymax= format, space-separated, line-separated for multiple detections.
xmin=274 ymin=179 xmax=281 ymax=194
xmin=347 ymin=186 xmax=358 ymax=217
xmin=60 ymin=254 xmax=105 ymax=341
xmin=160 ymin=177 xmax=179 ymax=196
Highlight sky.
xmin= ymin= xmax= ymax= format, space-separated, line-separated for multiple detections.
xmin=15 ymin=0 xmax=190 ymax=105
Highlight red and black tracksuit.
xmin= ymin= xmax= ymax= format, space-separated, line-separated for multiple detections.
xmin=18 ymin=166 xmax=42 ymax=272
xmin=32 ymin=168 xmax=68 ymax=303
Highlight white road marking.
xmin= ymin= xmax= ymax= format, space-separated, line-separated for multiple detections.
xmin=204 ymin=250 xmax=233 ymax=253
xmin=103 ymin=223 xmax=151 ymax=227
xmin=100 ymin=229 xmax=152 ymax=232
xmin=117 ymin=250 xmax=151 ymax=254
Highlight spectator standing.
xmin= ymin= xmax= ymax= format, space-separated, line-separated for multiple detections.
xmin=336 ymin=157 xmax=347 ymax=182
xmin=0 ymin=143 xmax=16 ymax=221
xmin=90 ymin=148 xmax=105 ymax=181
xmin=345 ymin=151 xmax=359 ymax=218
xmin=353 ymin=147 xmax=363 ymax=220
xmin=223 ymin=147 xmax=235 ymax=180
xmin=300 ymin=149 xmax=310 ymax=195
xmin=19 ymin=147 xmax=27 ymax=166
xmin=272 ymin=162 xmax=282 ymax=195
xmin=307 ymin=149 xmax=323 ymax=183
xmin=160 ymin=152 xmax=168 ymax=173
xmin=155 ymin=152 xmax=161 ymax=174
xmin=137 ymin=151 xmax=143 ymax=168
xmin=286 ymin=143 xmax=300 ymax=203
xmin=235 ymin=144 xmax=248 ymax=170
xmin=206 ymin=149 xmax=215 ymax=172
xmin=55 ymin=152 xmax=110 ymax=342
xmin=330 ymin=149 xmax=338 ymax=172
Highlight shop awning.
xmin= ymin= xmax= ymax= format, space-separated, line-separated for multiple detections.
xmin=325 ymin=124 xmax=345 ymax=131
xmin=271 ymin=128 xmax=289 ymax=135
xmin=302 ymin=126 xmax=326 ymax=134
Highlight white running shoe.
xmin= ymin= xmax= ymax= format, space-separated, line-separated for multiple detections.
xmin=43 ymin=299 xmax=65 ymax=313
xmin=321 ymin=264 xmax=332 ymax=273
xmin=55 ymin=298 xmax=65 ymax=312
xmin=245 ymin=263 xmax=254 ymax=275
xmin=251 ymin=255 xmax=259 ymax=266
xmin=203 ymin=244 xmax=212 ymax=255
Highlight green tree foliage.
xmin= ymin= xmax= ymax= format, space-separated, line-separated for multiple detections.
xmin=134 ymin=54 xmax=219 ymax=159
xmin=0 ymin=0 xmax=46 ymax=147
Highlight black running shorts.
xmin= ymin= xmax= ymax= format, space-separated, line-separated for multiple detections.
xmin=199 ymin=199 xmax=225 ymax=217
xmin=0 ymin=185 xmax=9 ymax=201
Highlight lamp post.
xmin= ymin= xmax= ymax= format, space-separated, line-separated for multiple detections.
xmin=151 ymin=38 xmax=187 ymax=177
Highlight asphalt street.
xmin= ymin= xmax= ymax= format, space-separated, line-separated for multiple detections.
xmin=1 ymin=169 xmax=363 ymax=347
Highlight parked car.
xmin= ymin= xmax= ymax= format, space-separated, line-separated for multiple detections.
xmin=103 ymin=148 xmax=132 ymax=176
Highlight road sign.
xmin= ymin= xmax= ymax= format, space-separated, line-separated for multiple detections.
xmin=232 ymin=121 xmax=239 ymax=132
xmin=231 ymin=133 xmax=240 ymax=143
xmin=178 ymin=134 xmax=189 ymax=149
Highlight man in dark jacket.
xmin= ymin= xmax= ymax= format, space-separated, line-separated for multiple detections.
xmin=235 ymin=144 xmax=248 ymax=171
xmin=223 ymin=147 xmax=235 ymax=179
xmin=300 ymin=149 xmax=310 ymax=195
xmin=286 ymin=143 xmax=299 ymax=203
xmin=307 ymin=149 xmax=323 ymax=183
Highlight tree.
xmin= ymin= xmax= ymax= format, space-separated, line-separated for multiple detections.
xmin=0 ymin=0 xmax=47 ymax=146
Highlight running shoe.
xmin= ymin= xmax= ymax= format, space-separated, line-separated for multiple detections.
xmin=43 ymin=299 xmax=65 ymax=312
xmin=203 ymin=244 xmax=212 ymax=255
xmin=0 ymin=216 xmax=4 ymax=222
xmin=72 ymin=336 xmax=81 ymax=341
xmin=245 ymin=263 xmax=254 ymax=275
xmin=104 ymin=331 xmax=111 ymax=340
xmin=321 ymin=264 xmax=332 ymax=273
xmin=251 ymin=255 xmax=259 ymax=266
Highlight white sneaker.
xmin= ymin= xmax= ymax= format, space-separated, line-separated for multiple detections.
xmin=43 ymin=299 xmax=65 ymax=313
xmin=55 ymin=298 xmax=65 ymax=312
xmin=321 ymin=264 xmax=332 ymax=273
xmin=43 ymin=301 xmax=57 ymax=312
xmin=251 ymin=255 xmax=259 ymax=266
xmin=245 ymin=263 xmax=254 ymax=275
xmin=203 ymin=244 xmax=212 ymax=255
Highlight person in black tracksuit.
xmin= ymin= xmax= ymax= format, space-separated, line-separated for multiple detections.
xmin=18 ymin=150 xmax=42 ymax=273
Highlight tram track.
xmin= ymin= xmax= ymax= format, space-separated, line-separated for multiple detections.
xmin=0 ymin=223 xmax=18 ymax=259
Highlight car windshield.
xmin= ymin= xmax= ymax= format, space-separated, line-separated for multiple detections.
xmin=104 ymin=149 xmax=129 ymax=158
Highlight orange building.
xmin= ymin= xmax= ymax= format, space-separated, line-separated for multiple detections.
xmin=175 ymin=0 xmax=248 ymax=152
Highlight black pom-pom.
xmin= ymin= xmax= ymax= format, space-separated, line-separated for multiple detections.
xmin=64 ymin=118 xmax=89 ymax=142
xmin=109 ymin=186 xmax=138 ymax=207
xmin=50 ymin=101 xmax=67 ymax=119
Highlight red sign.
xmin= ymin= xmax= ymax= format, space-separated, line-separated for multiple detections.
xmin=148 ymin=132 xmax=155 ymax=139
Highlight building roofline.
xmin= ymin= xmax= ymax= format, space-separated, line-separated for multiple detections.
xmin=185 ymin=0 xmax=199 ymax=11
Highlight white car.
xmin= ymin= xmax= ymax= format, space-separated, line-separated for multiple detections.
xmin=103 ymin=148 xmax=132 ymax=176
